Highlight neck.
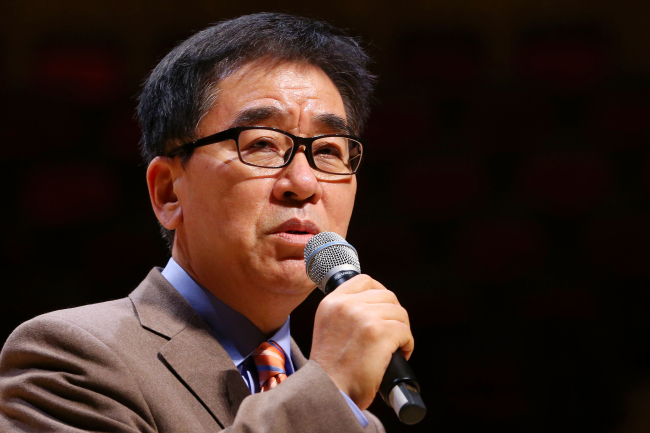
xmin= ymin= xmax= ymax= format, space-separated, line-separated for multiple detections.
xmin=171 ymin=247 xmax=307 ymax=336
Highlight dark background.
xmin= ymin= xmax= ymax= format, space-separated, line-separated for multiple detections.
xmin=1 ymin=1 xmax=649 ymax=432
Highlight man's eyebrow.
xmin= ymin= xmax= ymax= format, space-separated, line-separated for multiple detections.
xmin=230 ymin=107 xmax=351 ymax=134
xmin=230 ymin=106 xmax=283 ymax=127
xmin=314 ymin=113 xmax=351 ymax=135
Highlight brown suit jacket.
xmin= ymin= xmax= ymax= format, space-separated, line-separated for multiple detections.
xmin=0 ymin=268 xmax=385 ymax=432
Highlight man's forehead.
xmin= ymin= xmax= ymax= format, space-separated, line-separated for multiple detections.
xmin=202 ymin=59 xmax=349 ymax=134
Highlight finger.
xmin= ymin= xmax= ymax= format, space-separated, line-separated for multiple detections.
xmin=375 ymin=321 xmax=414 ymax=361
xmin=357 ymin=303 xmax=410 ymax=328
xmin=331 ymin=274 xmax=387 ymax=295
xmin=346 ymin=288 xmax=401 ymax=306
xmin=402 ymin=347 xmax=414 ymax=361
xmin=391 ymin=321 xmax=415 ymax=360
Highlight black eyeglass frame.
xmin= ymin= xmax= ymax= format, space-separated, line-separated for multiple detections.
xmin=165 ymin=126 xmax=364 ymax=175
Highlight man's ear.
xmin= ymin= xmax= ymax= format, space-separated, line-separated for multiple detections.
xmin=146 ymin=156 xmax=182 ymax=230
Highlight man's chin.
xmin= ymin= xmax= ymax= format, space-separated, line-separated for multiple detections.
xmin=264 ymin=260 xmax=314 ymax=295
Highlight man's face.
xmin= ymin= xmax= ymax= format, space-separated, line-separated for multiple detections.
xmin=172 ymin=59 xmax=357 ymax=298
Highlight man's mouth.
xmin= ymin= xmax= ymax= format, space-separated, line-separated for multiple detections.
xmin=272 ymin=219 xmax=320 ymax=243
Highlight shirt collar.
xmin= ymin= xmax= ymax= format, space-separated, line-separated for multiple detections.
xmin=161 ymin=258 xmax=293 ymax=370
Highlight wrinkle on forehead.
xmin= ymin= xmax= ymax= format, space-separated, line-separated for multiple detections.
xmin=203 ymin=58 xmax=346 ymax=136
xmin=218 ymin=58 xmax=318 ymax=99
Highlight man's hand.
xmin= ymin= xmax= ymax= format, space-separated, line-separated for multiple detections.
xmin=309 ymin=275 xmax=414 ymax=411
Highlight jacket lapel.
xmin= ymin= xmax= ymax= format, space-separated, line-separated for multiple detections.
xmin=158 ymin=314 xmax=251 ymax=427
xmin=129 ymin=269 xmax=251 ymax=428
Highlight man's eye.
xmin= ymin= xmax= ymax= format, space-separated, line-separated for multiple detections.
xmin=246 ymin=139 xmax=277 ymax=150
xmin=314 ymin=143 xmax=343 ymax=157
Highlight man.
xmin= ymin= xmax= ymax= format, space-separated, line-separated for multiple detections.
xmin=0 ymin=13 xmax=413 ymax=432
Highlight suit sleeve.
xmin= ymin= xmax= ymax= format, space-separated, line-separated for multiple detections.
xmin=226 ymin=360 xmax=385 ymax=433
xmin=0 ymin=316 xmax=157 ymax=433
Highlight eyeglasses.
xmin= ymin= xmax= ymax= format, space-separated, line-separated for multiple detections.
xmin=165 ymin=126 xmax=364 ymax=175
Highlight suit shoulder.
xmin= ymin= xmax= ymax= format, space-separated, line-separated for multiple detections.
xmin=4 ymin=297 xmax=139 ymax=349
xmin=30 ymin=297 xmax=134 ymax=328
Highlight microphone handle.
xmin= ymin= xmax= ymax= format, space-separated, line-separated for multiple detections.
xmin=323 ymin=270 xmax=427 ymax=425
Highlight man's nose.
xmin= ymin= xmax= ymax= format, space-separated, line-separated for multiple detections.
xmin=271 ymin=149 xmax=322 ymax=204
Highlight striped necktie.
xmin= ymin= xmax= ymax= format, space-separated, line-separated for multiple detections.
xmin=252 ymin=340 xmax=288 ymax=392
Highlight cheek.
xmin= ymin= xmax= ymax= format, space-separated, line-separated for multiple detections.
xmin=323 ymin=182 xmax=356 ymax=233
xmin=224 ymin=182 xmax=272 ymax=231
xmin=183 ymin=161 xmax=273 ymax=243
xmin=213 ymin=179 xmax=274 ymax=236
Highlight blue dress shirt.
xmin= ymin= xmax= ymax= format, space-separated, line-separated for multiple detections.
xmin=161 ymin=258 xmax=368 ymax=427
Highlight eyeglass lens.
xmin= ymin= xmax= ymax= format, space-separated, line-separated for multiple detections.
xmin=237 ymin=129 xmax=362 ymax=174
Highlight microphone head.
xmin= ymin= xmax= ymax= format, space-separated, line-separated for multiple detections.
xmin=304 ymin=232 xmax=361 ymax=290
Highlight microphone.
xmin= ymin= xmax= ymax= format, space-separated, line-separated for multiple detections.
xmin=304 ymin=232 xmax=427 ymax=425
